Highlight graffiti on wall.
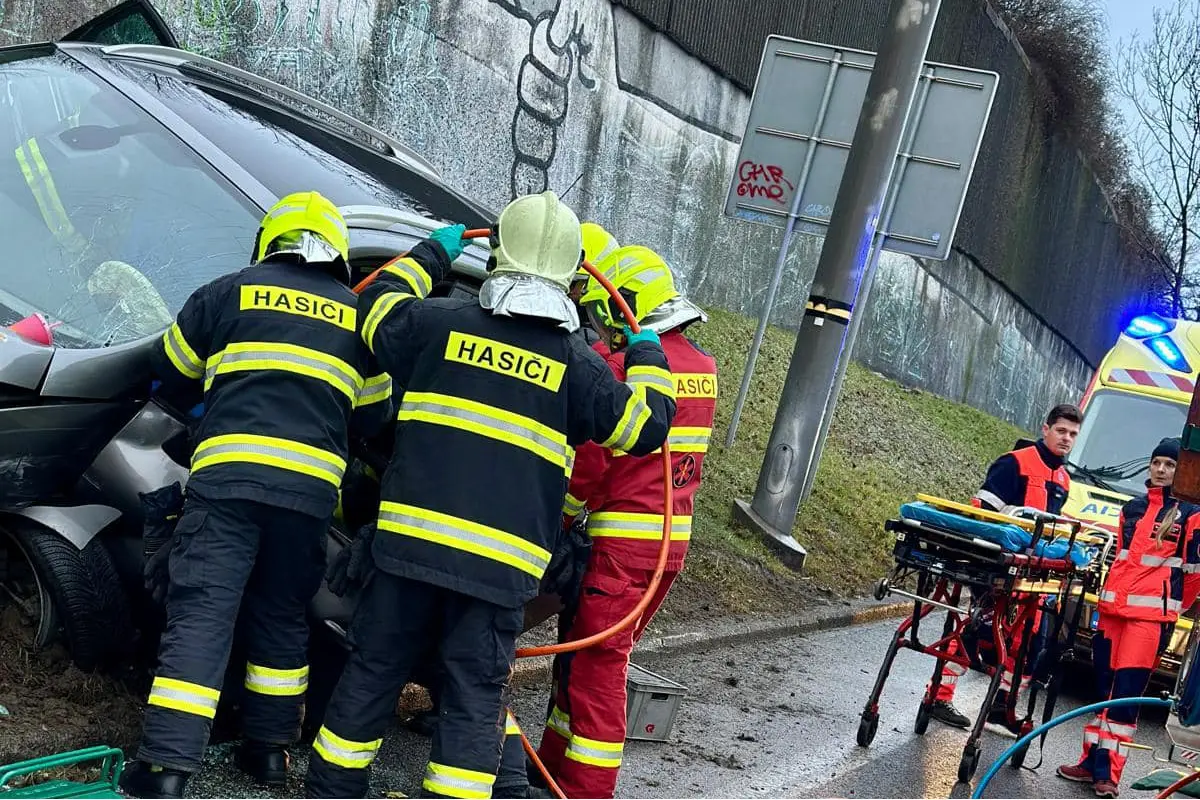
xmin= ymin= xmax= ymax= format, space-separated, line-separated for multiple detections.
xmin=489 ymin=0 xmax=597 ymax=199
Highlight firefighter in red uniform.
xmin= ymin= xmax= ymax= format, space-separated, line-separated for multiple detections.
xmin=929 ymin=403 xmax=1083 ymax=733
xmin=533 ymin=245 xmax=716 ymax=799
xmin=1058 ymin=437 xmax=1200 ymax=798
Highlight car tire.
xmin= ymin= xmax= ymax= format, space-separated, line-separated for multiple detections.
xmin=10 ymin=524 xmax=133 ymax=671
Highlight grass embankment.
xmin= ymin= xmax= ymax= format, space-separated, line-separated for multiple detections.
xmin=660 ymin=308 xmax=1027 ymax=622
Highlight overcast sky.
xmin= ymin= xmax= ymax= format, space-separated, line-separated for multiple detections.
xmin=1103 ymin=0 xmax=1177 ymax=125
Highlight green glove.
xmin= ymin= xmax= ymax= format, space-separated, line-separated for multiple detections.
xmin=429 ymin=224 xmax=467 ymax=262
xmin=623 ymin=325 xmax=660 ymax=347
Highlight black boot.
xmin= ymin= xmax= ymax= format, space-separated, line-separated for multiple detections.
xmin=235 ymin=740 xmax=291 ymax=787
xmin=119 ymin=760 xmax=190 ymax=799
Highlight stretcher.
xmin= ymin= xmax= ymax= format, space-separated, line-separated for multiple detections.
xmin=857 ymin=495 xmax=1112 ymax=783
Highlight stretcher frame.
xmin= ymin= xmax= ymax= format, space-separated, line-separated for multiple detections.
xmin=855 ymin=498 xmax=1111 ymax=784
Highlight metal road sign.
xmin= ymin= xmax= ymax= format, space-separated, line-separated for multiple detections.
xmin=724 ymin=35 xmax=998 ymax=261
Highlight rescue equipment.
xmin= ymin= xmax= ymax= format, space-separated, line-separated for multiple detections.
xmin=353 ymin=226 xmax=676 ymax=800
xmin=861 ymin=494 xmax=1111 ymax=783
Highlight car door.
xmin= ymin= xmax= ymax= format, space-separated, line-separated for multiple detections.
xmin=60 ymin=0 xmax=179 ymax=48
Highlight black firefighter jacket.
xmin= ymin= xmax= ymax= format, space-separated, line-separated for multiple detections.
xmin=151 ymin=257 xmax=393 ymax=519
xmin=360 ymin=240 xmax=677 ymax=608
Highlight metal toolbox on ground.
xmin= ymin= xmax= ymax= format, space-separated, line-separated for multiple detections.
xmin=625 ymin=662 xmax=687 ymax=742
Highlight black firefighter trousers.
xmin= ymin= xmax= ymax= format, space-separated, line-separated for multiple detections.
xmin=305 ymin=571 xmax=523 ymax=799
xmin=137 ymin=487 xmax=327 ymax=772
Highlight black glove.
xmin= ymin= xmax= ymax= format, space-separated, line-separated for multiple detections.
xmin=139 ymin=482 xmax=184 ymax=606
xmin=326 ymin=523 xmax=376 ymax=597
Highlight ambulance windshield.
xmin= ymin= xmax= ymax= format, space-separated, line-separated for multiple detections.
xmin=1069 ymin=389 xmax=1188 ymax=495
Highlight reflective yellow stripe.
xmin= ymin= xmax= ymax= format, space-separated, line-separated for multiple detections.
xmin=626 ymin=365 xmax=676 ymax=401
xmin=588 ymin=512 xmax=692 ymax=541
xmin=505 ymin=711 xmax=522 ymax=736
xmin=615 ymin=425 xmax=712 ymax=457
xmin=244 ymin=663 xmax=309 ymax=697
xmin=422 ymin=762 xmax=496 ymax=800
xmin=565 ymin=733 xmax=623 ymax=769
xmin=563 ymin=493 xmax=586 ymax=517
xmin=204 ymin=341 xmax=364 ymax=400
xmin=362 ymin=291 xmax=415 ymax=353
xmin=547 ymin=705 xmax=571 ymax=738
xmin=358 ymin=373 xmax=393 ymax=407
xmin=15 ymin=139 xmax=88 ymax=253
xmin=378 ymin=502 xmax=552 ymax=578
xmin=147 ymin=676 xmax=220 ymax=719
xmin=192 ymin=433 xmax=347 ymax=486
xmin=162 ymin=322 xmax=204 ymax=380
xmin=601 ymin=392 xmax=652 ymax=453
xmin=313 ymin=725 xmax=382 ymax=769
xmin=397 ymin=391 xmax=573 ymax=474
xmin=383 ymin=257 xmax=434 ymax=298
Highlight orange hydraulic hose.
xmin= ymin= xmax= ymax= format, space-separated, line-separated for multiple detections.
xmin=1157 ymin=769 xmax=1200 ymax=798
xmin=354 ymin=226 xmax=676 ymax=799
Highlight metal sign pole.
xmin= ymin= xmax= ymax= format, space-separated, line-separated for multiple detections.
xmin=725 ymin=53 xmax=846 ymax=448
xmin=733 ymin=0 xmax=944 ymax=570
xmin=800 ymin=64 xmax=938 ymax=501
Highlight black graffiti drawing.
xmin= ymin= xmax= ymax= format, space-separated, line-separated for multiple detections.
xmin=488 ymin=0 xmax=596 ymax=199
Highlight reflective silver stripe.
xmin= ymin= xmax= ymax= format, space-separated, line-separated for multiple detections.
xmin=1140 ymin=554 xmax=1183 ymax=568
xmin=1184 ymin=564 xmax=1200 ymax=574
xmin=626 ymin=366 xmax=676 ymax=398
xmin=398 ymin=393 xmax=572 ymax=471
xmin=563 ymin=493 xmax=586 ymax=517
xmin=358 ymin=374 xmax=393 ymax=406
xmin=384 ymin=258 xmax=433 ymax=297
xmin=1125 ymin=593 xmax=1182 ymax=611
xmin=163 ymin=323 xmax=204 ymax=380
xmin=974 ymin=489 xmax=1006 ymax=512
xmin=265 ymin=203 xmax=306 ymax=220
xmin=244 ymin=663 xmax=309 ymax=696
xmin=313 ymin=726 xmax=381 ymax=769
xmin=605 ymin=394 xmax=651 ymax=452
xmin=587 ymin=513 xmax=692 ymax=541
xmin=547 ymin=706 xmax=571 ymax=738
xmin=423 ymin=762 xmax=495 ymax=799
xmin=565 ymin=735 xmax=623 ymax=768
xmin=378 ymin=503 xmax=552 ymax=578
xmin=192 ymin=434 xmax=346 ymax=486
xmin=1100 ymin=590 xmax=1118 ymax=603
xmin=206 ymin=344 xmax=362 ymax=399
xmin=1103 ymin=720 xmax=1138 ymax=737
xmin=147 ymin=676 xmax=220 ymax=719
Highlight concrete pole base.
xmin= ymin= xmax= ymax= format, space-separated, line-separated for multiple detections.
xmin=732 ymin=498 xmax=807 ymax=573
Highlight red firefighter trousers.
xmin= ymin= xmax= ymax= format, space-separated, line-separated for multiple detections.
xmin=537 ymin=550 xmax=679 ymax=799
xmin=1074 ymin=613 xmax=1171 ymax=785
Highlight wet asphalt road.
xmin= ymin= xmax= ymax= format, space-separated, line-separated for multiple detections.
xmin=188 ymin=618 xmax=1180 ymax=798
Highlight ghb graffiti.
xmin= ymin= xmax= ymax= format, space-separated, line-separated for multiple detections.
xmin=489 ymin=0 xmax=597 ymax=198
xmin=735 ymin=160 xmax=795 ymax=206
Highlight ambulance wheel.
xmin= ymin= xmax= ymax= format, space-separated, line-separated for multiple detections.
xmin=1011 ymin=741 xmax=1029 ymax=769
xmin=856 ymin=712 xmax=879 ymax=747
xmin=958 ymin=745 xmax=980 ymax=783
xmin=914 ymin=702 xmax=931 ymax=735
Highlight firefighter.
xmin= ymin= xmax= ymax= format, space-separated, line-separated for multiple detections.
xmin=929 ymin=403 xmax=1083 ymax=733
xmin=571 ymin=222 xmax=620 ymax=346
xmin=1058 ymin=437 xmax=1200 ymax=797
xmin=303 ymin=191 xmax=676 ymax=799
xmin=119 ymin=192 xmax=394 ymax=799
xmin=531 ymin=245 xmax=715 ymax=799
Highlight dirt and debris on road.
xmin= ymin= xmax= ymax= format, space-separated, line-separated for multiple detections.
xmin=0 ymin=605 xmax=144 ymax=765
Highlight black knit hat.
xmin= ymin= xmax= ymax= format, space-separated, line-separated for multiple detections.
xmin=1153 ymin=437 xmax=1181 ymax=462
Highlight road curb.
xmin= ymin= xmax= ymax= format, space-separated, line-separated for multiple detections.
xmin=508 ymin=600 xmax=910 ymax=689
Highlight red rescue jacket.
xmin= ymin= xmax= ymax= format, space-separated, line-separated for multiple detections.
xmin=565 ymin=330 xmax=717 ymax=571
xmin=1098 ymin=486 xmax=1200 ymax=622
xmin=971 ymin=443 xmax=1070 ymax=514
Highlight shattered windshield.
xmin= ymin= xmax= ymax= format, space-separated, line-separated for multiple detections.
xmin=1069 ymin=389 xmax=1188 ymax=495
xmin=0 ymin=54 xmax=260 ymax=348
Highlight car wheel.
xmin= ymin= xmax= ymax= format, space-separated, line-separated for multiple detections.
xmin=0 ymin=526 xmax=59 ymax=649
xmin=6 ymin=524 xmax=133 ymax=671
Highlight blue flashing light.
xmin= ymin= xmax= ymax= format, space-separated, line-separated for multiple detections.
xmin=1125 ymin=313 xmax=1174 ymax=339
xmin=1146 ymin=335 xmax=1191 ymax=373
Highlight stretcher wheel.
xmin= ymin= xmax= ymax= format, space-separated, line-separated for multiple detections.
xmin=856 ymin=712 xmax=879 ymax=747
xmin=914 ymin=702 xmax=931 ymax=735
xmin=958 ymin=745 xmax=980 ymax=783
xmin=874 ymin=578 xmax=890 ymax=601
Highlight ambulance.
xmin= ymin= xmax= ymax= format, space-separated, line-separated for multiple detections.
xmin=1063 ymin=312 xmax=1199 ymax=679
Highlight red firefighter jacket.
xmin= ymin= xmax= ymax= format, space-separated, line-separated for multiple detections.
xmin=1098 ymin=485 xmax=1200 ymax=623
xmin=564 ymin=330 xmax=717 ymax=571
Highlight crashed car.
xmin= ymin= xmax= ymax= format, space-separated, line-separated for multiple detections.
xmin=0 ymin=1 xmax=586 ymax=732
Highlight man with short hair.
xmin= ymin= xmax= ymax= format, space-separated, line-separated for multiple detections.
xmin=928 ymin=403 xmax=1083 ymax=734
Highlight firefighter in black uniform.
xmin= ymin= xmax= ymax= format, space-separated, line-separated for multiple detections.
xmin=120 ymin=192 xmax=393 ymax=799
xmin=304 ymin=191 xmax=676 ymax=799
